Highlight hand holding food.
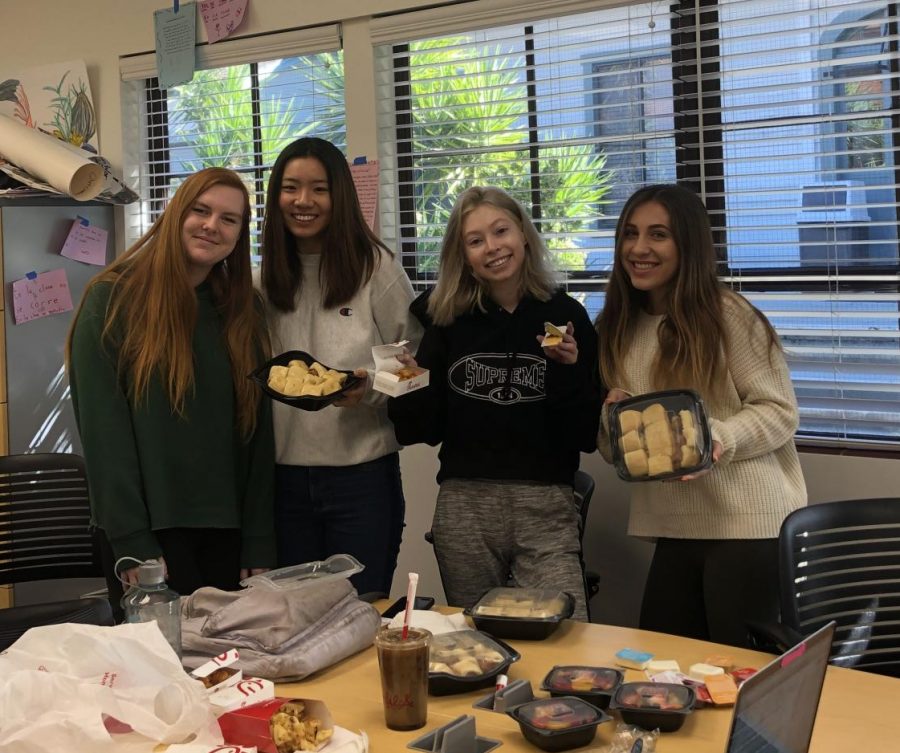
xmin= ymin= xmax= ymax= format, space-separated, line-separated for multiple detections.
xmin=617 ymin=401 xmax=704 ymax=479
xmin=332 ymin=368 xmax=368 ymax=407
xmin=539 ymin=321 xmax=578 ymax=365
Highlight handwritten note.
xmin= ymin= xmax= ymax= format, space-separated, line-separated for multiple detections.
xmin=350 ymin=160 xmax=380 ymax=234
xmin=199 ymin=0 xmax=248 ymax=44
xmin=59 ymin=219 xmax=108 ymax=266
xmin=12 ymin=269 xmax=74 ymax=324
xmin=154 ymin=2 xmax=197 ymax=89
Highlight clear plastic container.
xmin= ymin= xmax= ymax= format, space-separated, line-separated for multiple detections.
xmin=428 ymin=629 xmax=520 ymax=696
xmin=239 ymin=553 xmax=364 ymax=590
xmin=509 ymin=696 xmax=609 ymax=751
xmin=541 ymin=665 xmax=623 ymax=710
xmin=122 ymin=559 xmax=182 ymax=659
xmin=610 ymin=682 xmax=696 ymax=732
xmin=467 ymin=587 xmax=574 ymax=639
xmin=608 ymin=389 xmax=713 ymax=482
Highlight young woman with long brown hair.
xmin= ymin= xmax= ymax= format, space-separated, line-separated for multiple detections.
xmin=67 ymin=167 xmax=275 ymax=608
xmin=259 ymin=137 xmax=421 ymax=596
xmin=388 ymin=186 xmax=601 ymax=620
xmin=595 ymin=183 xmax=806 ymax=647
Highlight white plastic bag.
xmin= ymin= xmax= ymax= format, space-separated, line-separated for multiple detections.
xmin=0 ymin=621 xmax=222 ymax=753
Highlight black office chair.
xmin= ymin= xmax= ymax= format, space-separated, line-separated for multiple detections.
xmin=0 ymin=453 xmax=114 ymax=651
xmin=750 ymin=497 xmax=900 ymax=678
xmin=573 ymin=470 xmax=600 ymax=613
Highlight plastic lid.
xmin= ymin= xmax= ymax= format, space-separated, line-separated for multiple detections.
xmin=471 ymin=587 xmax=569 ymax=620
xmin=137 ymin=559 xmax=165 ymax=587
xmin=240 ymin=553 xmax=364 ymax=590
xmin=609 ymin=389 xmax=712 ymax=482
xmin=517 ymin=697 xmax=600 ymax=731
xmin=429 ymin=630 xmax=510 ymax=678
xmin=614 ymin=682 xmax=693 ymax=711
xmin=543 ymin=666 xmax=621 ymax=693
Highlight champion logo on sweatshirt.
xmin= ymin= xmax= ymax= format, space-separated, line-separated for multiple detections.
xmin=339 ymin=307 xmax=353 ymax=316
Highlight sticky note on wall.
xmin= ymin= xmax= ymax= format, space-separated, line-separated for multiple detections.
xmin=12 ymin=269 xmax=74 ymax=324
xmin=59 ymin=218 xmax=108 ymax=266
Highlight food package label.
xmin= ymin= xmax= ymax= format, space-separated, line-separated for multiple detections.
xmin=372 ymin=340 xmax=429 ymax=397
xmin=209 ymin=677 xmax=276 ymax=714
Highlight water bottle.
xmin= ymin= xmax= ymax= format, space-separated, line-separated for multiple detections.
xmin=121 ymin=559 xmax=182 ymax=660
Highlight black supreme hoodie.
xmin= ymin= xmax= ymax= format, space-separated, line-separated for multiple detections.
xmin=388 ymin=288 xmax=601 ymax=485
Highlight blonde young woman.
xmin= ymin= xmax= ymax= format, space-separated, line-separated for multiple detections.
xmin=388 ymin=186 xmax=601 ymax=621
xmin=596 ymin=183 xmax=806 ymax=647
xmin=67 ymin=168 xmax=275 ymax=611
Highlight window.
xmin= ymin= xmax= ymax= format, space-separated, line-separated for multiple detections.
xmin=375 ymin=0 xmax=900 ymax=448
xmin=120 ymin=27 xmax=345 ymax=249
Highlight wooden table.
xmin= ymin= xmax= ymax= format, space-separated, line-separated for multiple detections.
xmin=278 ymin=612 xmax=899 ymax=751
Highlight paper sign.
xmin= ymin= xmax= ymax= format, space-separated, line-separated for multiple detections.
xmin=59 ymin=219 xmax=108 ymax=266
xmin=350 ymin=159 xmax=379 ymax=234
xmin=199 ymin=0 xmax=248 ymax=44
xmin=12 ymin=269 xmax=74 ymax=324
xmin=154 ymin=2 xmax=197 ymax=90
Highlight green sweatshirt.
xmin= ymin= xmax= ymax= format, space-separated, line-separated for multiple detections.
xmin=69 ymin=281 xmax=276 ymax=569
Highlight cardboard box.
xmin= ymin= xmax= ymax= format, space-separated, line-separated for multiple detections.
xmin=209 ymin=677 xmax=276 ymax=714
xmin=190 ymin=649 xmax=242 ymax=695
xmin=219 ymin=698 xmax=334 ymax=753
xmin=371 ymin=340 xmax=429 ymax=397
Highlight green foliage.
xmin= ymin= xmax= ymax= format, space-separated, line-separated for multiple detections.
xmin=405 ymin=38 xmax=614 ymax=274
xmin=168 ymin=53 xmax=345 ymax=173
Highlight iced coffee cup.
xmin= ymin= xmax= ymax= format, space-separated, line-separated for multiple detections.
xmin=374 ymin=626 xmax=431 ymax=730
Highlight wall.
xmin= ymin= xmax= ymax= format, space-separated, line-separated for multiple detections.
xmin=2 ymin=1 xmax=899 ymax=622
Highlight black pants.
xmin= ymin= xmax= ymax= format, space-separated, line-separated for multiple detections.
xmin=639 ymin=537 xmax=779 ymax=649
xmin=274 ymin=453 xmax=405 ymax=597
xmin=98 ymin=527 xmax=242 ymax=622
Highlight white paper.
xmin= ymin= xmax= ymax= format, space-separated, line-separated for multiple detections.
xmin=387 ymin=609 xmax=468 ymax=635
xmin=0 ymin=114 xmax=104 ymax=200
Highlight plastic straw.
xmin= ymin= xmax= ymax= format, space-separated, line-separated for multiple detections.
xmin=401 ymin=572 xmax=419 ymax=640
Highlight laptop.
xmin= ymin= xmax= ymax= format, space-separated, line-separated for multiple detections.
xmin=724 ymin=621 xmax=836 ymax=753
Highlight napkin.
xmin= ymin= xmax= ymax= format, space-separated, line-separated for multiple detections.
xmin=386 ymin=610 xmax=468 ymax=635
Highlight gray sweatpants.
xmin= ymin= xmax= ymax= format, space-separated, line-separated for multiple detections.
xmin=431 ymin=478 xmax=589 ymax=621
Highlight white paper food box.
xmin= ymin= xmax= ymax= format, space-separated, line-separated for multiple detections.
xmin=190 ymin=649 xmax=243 ymax=694
xmin=372 ymin=340 xmax=429 ymax=397
xmin=208 ymin=676 xmax=276 ymax=713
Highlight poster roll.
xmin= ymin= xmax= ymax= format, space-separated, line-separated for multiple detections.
xmin=0 ymin=115 xmax=104 ymax=201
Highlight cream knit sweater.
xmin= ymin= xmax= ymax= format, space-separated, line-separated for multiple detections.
xmin=599 ymin=293 xmax=807 ymax=540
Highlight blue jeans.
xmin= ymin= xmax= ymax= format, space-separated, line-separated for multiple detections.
xmin=274 ymin=453 xmax=405 ymax=596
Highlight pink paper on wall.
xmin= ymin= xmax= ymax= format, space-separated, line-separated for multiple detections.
xmin=12 ymin=269 xmax=74 ymax=324
xmin=199 ymin=0 xmax=248 ymax=44
xmin=59 ymin=219 xmax=108 ymax=266
xmin=350 ymin=160 xmax=379 ymax=234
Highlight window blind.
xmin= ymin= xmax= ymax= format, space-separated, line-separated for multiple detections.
xmin=120 ymin=26 xmax=346 ymax=249
xmin=681 ymin=0 xmax=900 ymax=445
xmin=374 ymin=0 xmax=900 ymax=446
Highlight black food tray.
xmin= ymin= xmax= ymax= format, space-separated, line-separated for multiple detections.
xmin=249 ymin=350 xmax=363 ymax=412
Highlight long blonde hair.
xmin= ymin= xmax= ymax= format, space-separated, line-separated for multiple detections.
xmin=428 ymin=186 xmax=558 ymax=325
xmin=66 ymin=168 xmax=267 ymax=438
